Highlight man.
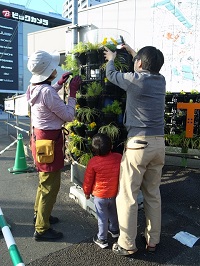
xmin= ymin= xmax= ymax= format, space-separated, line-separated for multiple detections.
xmin=104 ymin=44 xmax=166 ymax=255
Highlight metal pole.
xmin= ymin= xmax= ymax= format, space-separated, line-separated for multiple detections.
xmin=72 ymin=0 xmax=78 ymax=46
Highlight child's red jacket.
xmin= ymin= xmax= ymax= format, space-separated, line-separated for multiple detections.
xmin=83 ymin=152 xmax=122 ymax=198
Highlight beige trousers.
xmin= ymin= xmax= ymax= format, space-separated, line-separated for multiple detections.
xmin=34 ymin=170 xmax=61 ymax=233
xmin=117 ymin=136 xmax=165 ymax=250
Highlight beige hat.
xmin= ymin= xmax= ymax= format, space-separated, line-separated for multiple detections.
xmin=27 ymin=50 xmax=60 ymax=83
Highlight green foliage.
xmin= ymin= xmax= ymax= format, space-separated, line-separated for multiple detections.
xmin=102 ymin=100 xmax=122 ymax=115
xmin=165 ymin=131 xmax=200 ymax=150
xmin=78 ymin=152 xmax=93 ymax=166
xmin=71 ymin=42 xmax=87 ymax=54
xmin=86 ymin=42 xmax=101 ymax=51
xmin=62 ymin=55 xmax=79 ymax=76
xmin=76 ymin=107 xmax=100 ymax=123
xmin=190 ymin=89 xmax=199 ymax=94
xmin=65 ymin=119 xmax=79 ymax=131
xmin=100 ymin=57 xmax=129 ymax=72
xmin=76 ymin=91 xmax=85 ymax=99
xmin=67 ymin=135 xmax=85 ymax=153
xmin=98 ymin=123 xmax=120 ymax=141
xmin=104 ymin=43 xmax=117 ymax=52
xmin=85 ymin=81 xmax=103 ymax=97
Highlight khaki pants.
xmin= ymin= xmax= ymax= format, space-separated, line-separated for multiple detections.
xmin=34 ymin=170 xmax=61 ymax=233
xmin=117 ymin=136 xmax=165 ymax=250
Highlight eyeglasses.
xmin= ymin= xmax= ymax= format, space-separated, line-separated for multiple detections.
xmin=132 ymin=56 xmax=139 ymax=63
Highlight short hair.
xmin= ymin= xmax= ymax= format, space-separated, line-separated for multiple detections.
xmin=136 ymin=46 xmax=164 ymax=73
xmin=92 ymin=133 xmax=112 ymax=156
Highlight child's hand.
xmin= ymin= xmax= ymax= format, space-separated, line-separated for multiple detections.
xmin=85 ymin=194 xmax=90 ymax=199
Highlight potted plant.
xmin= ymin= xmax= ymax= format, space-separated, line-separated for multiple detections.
xmin=85 ymin=81 xmax=103 ymax=108
xmin=165 ymin=131 xmax=198 ymax=153
xmin=72 ymin=120 xmax=86 ymax=137
xmin=175 ymin=90 xmax=187 ymax=103
xmin=71 ymin=42 xmax=87 ymax=65
xmin=98 ymin=123 xmax=120 ymax=142
xmin=65 ymin=119 xmax=80 ymax=133
xmin=100 ymin=57 xmax=129 ymax=72
xmin=85 ymin=42 xmax=101 ymax=64
xmin=67 ymin=134 xmax=86 ymax=161
xmin=78 ymin=152 xmax=93 ymax=167
xmin=76 ymin=91 xmax=87 ymax=107
xmin=62 ymin=54 xmax=79 ymax=76
xmin=100 ymin=37 xmax=130 ymax=72
xmin=102 ymin=100 xmax=123 ymax=124
xmin=188 ymin=89 xmax=200 ymax=102
xmin=165 ymin=91 xmax=174 ymax=103
xmin=76 ymin=107 xmax=100 ymax=124
xmin=85 ymin=121 xmax=98 ymax=138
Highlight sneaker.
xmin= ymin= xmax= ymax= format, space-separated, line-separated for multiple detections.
xmin=33 ymin=215 xmax=59 ymax=225
xmin=108 ymin=229 xmax=119 ymax=238
xmin=34 ymin=228 xmax=63 ymax=241
xmin=93 ymin=235 xmax=108 ymax=249
xmin=112 ymin=243 xmax=138 ymax=256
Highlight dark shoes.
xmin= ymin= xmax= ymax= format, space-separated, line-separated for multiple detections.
xmin=34 ymin=228 xmax=63 ymax=241
xmin=33 ymin=215 xmax=59 ymax=225
xmin=93 ymin=235 xmax=108 ymax=248
xmin=141 ymin=232 xmax=157 ymax=253
xmin=112 ymin=243 xmax=138 ymax=256
xmin=108 ymin=229 xmax=119 ymax=238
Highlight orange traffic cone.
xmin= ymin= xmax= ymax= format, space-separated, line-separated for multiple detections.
xmin=8 ymin=133 xmax=30 ymax=174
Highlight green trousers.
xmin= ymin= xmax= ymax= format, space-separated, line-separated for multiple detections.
xmin=34 ymin=170 xmax=61 ymax=233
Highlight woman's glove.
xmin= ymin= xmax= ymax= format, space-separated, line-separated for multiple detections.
xmin=57 ymin=72 xmax=72 ymax=85
xmin=69 ymin=76 xmax=82 ymax=98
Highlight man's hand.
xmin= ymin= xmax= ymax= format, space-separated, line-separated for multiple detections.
xmin=57 ymin=72 xmax=72 ymax=85
xmin=122 ymin=44 xmax=137 ymax=58
xmin=104 ymin=47 xmax=116 ymax=61
xmin=69 ymin=76 xmax=82 ymax=98
xmin=85 ymin=194 xmax=90 ymax=199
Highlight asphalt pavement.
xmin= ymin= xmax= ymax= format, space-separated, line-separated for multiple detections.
xmin=0 ymin=114 xmax=200 ymax=266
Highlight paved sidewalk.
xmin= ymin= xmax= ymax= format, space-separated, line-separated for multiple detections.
xmin=0 ymin=120 xmax=200 ymax=266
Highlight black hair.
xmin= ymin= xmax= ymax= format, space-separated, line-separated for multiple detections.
xmin=136 ymin=46 xmax=164 ymax=73
xmin=91 ymin=133 xmax=112 ymax=156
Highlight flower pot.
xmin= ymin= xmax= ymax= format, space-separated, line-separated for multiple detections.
xmin=73 ymin=125 xmax=86 ymax=137
xmin=77 ymin=97 xmax=87 ymax=107
xmin=98 ymin=48 xmax=106 ymax=64
xmin=75 ymin=52 xmax=87 ymax=66
xmin=165 ymin=93 xmax=174 ymax=103
xmin=117 ymin=113 xmax=123 ymax=125
xmin=86 ymin=96 xmax=99 ymax=108
xmin=103 ymin=82 xmax=115 ymax=96
xmin=86 ymin=50 xmax=99 ymax=65
xmin=85 ymin=128 xmax=98 ymax=138
xmin=103 ymin=113 xmax=118 ymax=124
xmin=174 ymin=94 xmax=188 ymax=103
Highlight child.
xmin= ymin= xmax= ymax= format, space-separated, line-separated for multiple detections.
xmin=83 ymin=133 xmax=122 ymax=248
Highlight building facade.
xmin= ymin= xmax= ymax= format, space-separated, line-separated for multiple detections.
xmin=28 ymin=0 xmax=200 ymax=93
xmin=0 ymin=1 xmax=71 ymax=102
xmin=63 ymin=0 xmax=113 ymax=19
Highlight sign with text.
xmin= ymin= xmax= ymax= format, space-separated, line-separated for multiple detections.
xmin=0 ymin=17 xmax=18 ymax=91
xmin=4 ymin=98 xmax=14 ymax=111
xmin=0 ymin=4 xmax=70 ymax=28
xmin=14 ymin=94 xmax=29 ymax=116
